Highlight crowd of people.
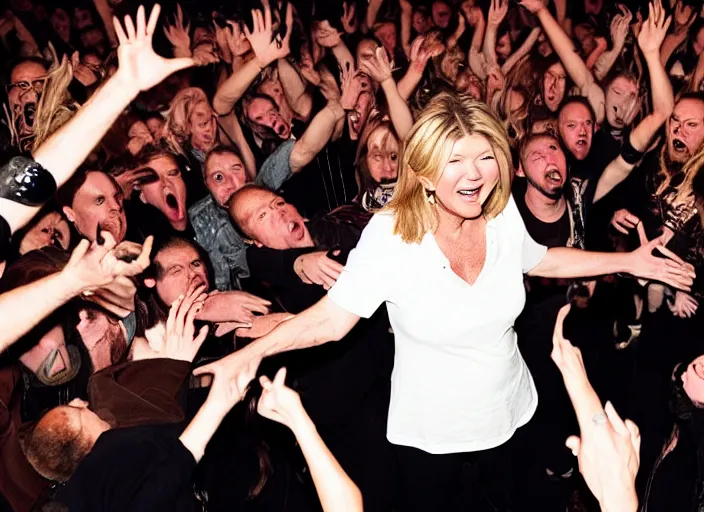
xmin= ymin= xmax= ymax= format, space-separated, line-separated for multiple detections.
xmin=1 ymin=0 xmax=704 ymax=510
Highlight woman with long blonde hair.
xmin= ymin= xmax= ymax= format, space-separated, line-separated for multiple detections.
xmin=192 ymin=92 xmax=694 ymax=511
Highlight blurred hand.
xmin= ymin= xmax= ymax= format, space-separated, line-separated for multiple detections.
xmin=488 ymin=0 xmax=509 ymax=27
xmin=245 ymin=2 xmax=293 ymax=67
xmin=668 ymin=290 xmax=699 ymax=318
xmin=341 ymin=2 xmax=358 ymax=34
xmin=163 ymin=4 xmax=191 ymax=57
xmin=358 ymin=46 xmax=392 ymax=84
xmin=611 ymin=209 xmax=640 ymax=235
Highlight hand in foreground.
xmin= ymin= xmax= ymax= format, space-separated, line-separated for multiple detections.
xmin=192 ymin=347 xmax=262 ymax=406
xmin=258 ymin=367 xmax=306 ymax=430
xmin=551 ymin=305 xmax=640 ymax=512
xmin=627 ymin=223 xmax=695 ymax=291
xmin=113 ymin=4 xmax=195 ymax=94
xmin=63 ymin=232 xmax=153 ymax=292
xmin=294 ymin=251 xmax=343 ymax=290
xmin=196 ymin=290 xmax=271 ymax=324
xmin=215 ymin=312 xmax=293 ymax=338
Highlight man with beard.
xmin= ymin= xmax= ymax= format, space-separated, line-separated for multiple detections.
xmin=4 ymin=58 xmax=47 ymax=153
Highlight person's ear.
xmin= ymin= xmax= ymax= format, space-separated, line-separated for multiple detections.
xmin=63 ymin=206 xmax=76 ymax=224
xmin=144 ymin=278 xmax=156 ymax=288
xmin=417 ymin=176 xmax=435 ymax=192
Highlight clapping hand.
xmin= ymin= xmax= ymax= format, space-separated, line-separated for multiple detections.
xmin=627 ymin=222 xmax=695 ymax=291
xmin=551 ymin=305 xmax=640 ymax=511
xmin=114 ymin=5 xmax=195 ymax=94
xmin=245 ymin=1 xmax=293 ymax=68
xmin=637 ymin=0 xmax=671 ymax=56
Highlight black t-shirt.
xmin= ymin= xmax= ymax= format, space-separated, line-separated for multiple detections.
xmin=53 ymin=424 xmax=198 ymax=512
xmin=513 ymin=179 xmax=571 ymax=248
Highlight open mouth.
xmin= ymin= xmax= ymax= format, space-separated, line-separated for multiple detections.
xmin=165 ymin=193 xmax=185 ymax=221
xmin=575 ymin=138 xmax=587 ymax=147
xmin=275 ymin=123 xmax=287 ymax=136
xmin=673 ymin=139 xmax=687 ymax=152
xmin=546 ymin=168 xmax=563 ymax=185
xmin=458 ymin=185 xmax=482 ymax=200
xmin=288 ymin=220 xmax=304 ymax=240
xmin=24 ymin=104 xmax=36 ymax=127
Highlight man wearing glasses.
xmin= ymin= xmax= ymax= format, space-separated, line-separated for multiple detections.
xmin=4 ymin=58 xmax=47 ymax=152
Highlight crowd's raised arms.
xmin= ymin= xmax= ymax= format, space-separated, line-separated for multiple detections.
xmin=0 ymin=0 xmax=704 ymax=511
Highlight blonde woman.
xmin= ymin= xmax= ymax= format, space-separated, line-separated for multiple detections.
xmin=194 ymin=93 xmax=693 ymax=511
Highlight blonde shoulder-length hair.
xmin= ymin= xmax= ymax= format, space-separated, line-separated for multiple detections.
xmin=386 ymin=92 xmax=513 ymax=244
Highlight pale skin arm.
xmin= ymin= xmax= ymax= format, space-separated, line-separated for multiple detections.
xmin=400 ymin=0 xmax=413 ymax=57
xmin=289 ymin=101 xmax=346 ymax=173
xmin=529 ymin=245 xmax=694 ymax=292
xmin=528 ymin=1 xmax=605 ymax=123
xmin=585 ymin=38 xmax=608 ymax=71
xmin=2 ymin=4 xmax=194 ymax=235
xmin=212 ymin=59 xmax=263 ymax=115
xmin=193 ymin=296 xmax=361 ymax=389
xmin=218 ymin=112 xmax=257 ymax=181
xmin=380 ymin=77 xmax=414 ymax=140
xmin=93 ymin=0 xmax=118 ymax=46
xmin=690 ymin=52 xmax=704 ymax=92
xmin=468 ymin=16 xmax=488 ymax=79
xmin=277 ymin=59 xmax=313 ymax=121
xmin=501 ymin=27 xmax=540 ymax=74
xmin=364 ymin=0 xmax=384 ymax=34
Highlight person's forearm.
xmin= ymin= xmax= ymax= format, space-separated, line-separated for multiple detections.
xmin=482 ymin=23 xmax=499 ymax=67
xmin=381 ymin=78 xmax=413 ymax=140
xmin=219 ymin=113 xmax=257 ymax=180
xmin=593 ymin=43 xmax=625 ymax=81
xmin=239 ymin=296 xmax=355 ymax=362
xmin=278 ymin=59 xmax=313 ymax=120
xmin=585 ymin=43 xmax=607 ymax=71
xmin=397 ymin=66 xmax=424 ymax=101
xmin=93 ymin=0 xmax=117 ymax=46
xmin=469 ymin=48 xmax=488 ymax=79
xmin=502 ymin=28 xmax=539 ymax=74
xmin=600 ymin=490 xmax=639 ymax=512
xmin=331 ymin=42 xmax=355 ymax=75
xmin=400 ymin=6 xmax=412 ymax=57
xmin=691 ymin=53 xmax=704 ymax=92
xmin=290 ymin=410 xmax=364 ymax=512
xmin=290 ymin=102 xmax=345 ymax=172
xmin=0 ymin=271 xmax=83 ymax=354
xmin=471 ymin=19 xmax=486 ymax=53
xmin=213 ymin=59 xmax=262 ymax=115
xmin=530 ymin=247 xmax=631 ymax=279
xmin=536 ymin=7 xmax=591 ymax=88
xmin=646 ymin=51 xmax=674 ymax=125
xmin=179 ymin=399 xmax=228 ymax=462
xmin=364 ymin=0 xmax=384 ymax=33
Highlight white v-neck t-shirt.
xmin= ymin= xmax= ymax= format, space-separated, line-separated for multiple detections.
xmin=328 ymin=195 xmax=548 ymax=454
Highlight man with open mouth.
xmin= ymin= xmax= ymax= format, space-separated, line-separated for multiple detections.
xmin=4 ymin=58 xmax=47 ymax=153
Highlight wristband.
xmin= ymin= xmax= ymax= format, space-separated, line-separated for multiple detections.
xmin=0 ymin=157 xmax=57 ymax=206
xmin=620 ymin=136 xmax=644 ymax=165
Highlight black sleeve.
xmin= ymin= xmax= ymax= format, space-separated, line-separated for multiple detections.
xmin=246 ymin=245 xmax=315 ymax=288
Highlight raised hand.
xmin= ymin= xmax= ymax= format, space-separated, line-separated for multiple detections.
xmin=294 ymin=251 xmax=344 ymax=290
xmin=163 ymin=4 xmax=191 ymax=57
xmin=637 ymin=0 xmax=672 ymax=55
xmin=114 ymin=4 xmax=195 ymax=94
xmin=339 ymin=64 xmax=361 ymax=110
xmin=358 ymin=46 xmax=392 ymax=84
xmin=628 ymin=222 xmax=695 ymax=291
xmin=192 ymin=42 xmax=220 ymax=66
xmin=341 ymin=2 xmax=358 ymax=34
xmin=63 ymin=232 xmax=153 ymax=292
xmin=610 ymin=5 xmax=633 ymax=48
xmin=318 ymin=66 xmax=341 ymax=102
xmin=245 ymin=2 xmax=293 ymax=68
xmin=519 ymin=0 xmax=547 ymax=15
xmin=408 ymin=35 xmax=431 ymax=72
xmin=192 ymin=347 xmax=262 ymax=406
xmin=257 ymin=367 xmax=306 ymax=429
xmin=488 ymin=0 xmax=509 ymax=27
xmin=551 ymin=304 xmax=641 ymax=512
xmin=225 ymin=20 xmax=251 ymax=59
xmin=162 ymin=281 xmax=209 ymax=361
xmin=112 ymin=166 xmax=157 ymax=197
